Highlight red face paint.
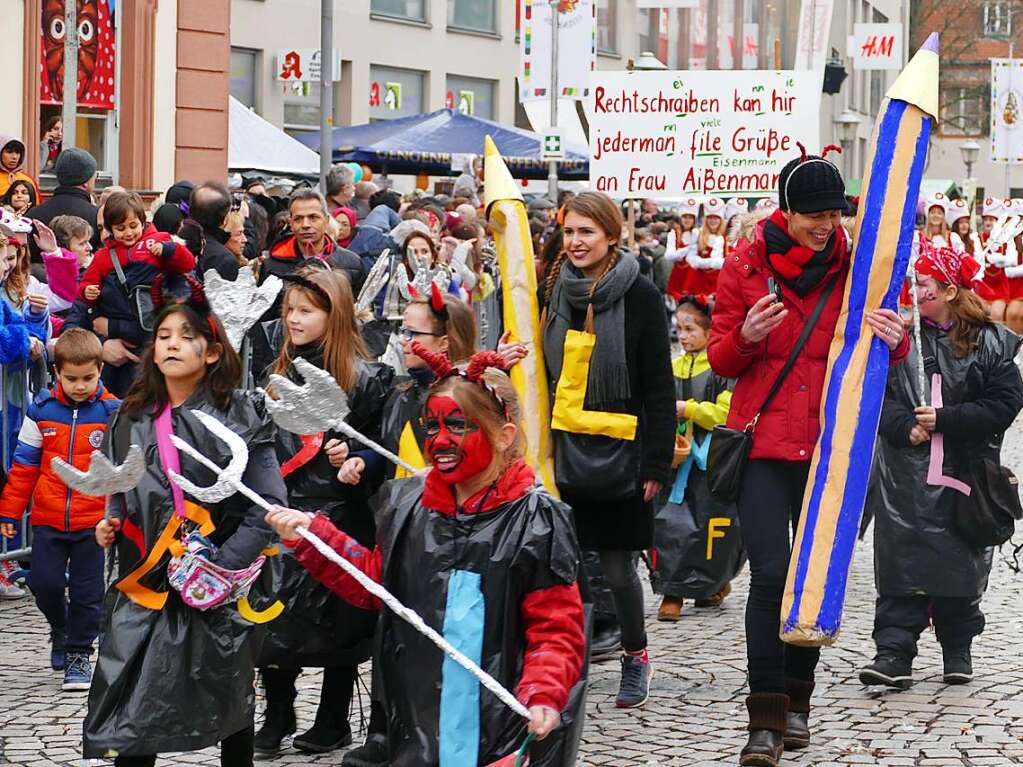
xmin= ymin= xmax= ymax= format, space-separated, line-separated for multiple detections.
xmin=423 ymin=395 xmax=493 ymax=485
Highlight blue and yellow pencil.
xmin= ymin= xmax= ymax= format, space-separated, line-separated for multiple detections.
xmin=781 ymin=34 xmax=940 ymax=646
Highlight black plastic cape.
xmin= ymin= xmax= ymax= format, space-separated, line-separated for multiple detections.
xmin=867 ymin=323 xmax=1023 ymax=597
xmin=257 ymin=356 xmax=393 ymax=668
xmin=83 ymin=389 xmax=286 ymax=758
xmin=653 ymin=362 xmax=745 ymax=598
xmin=370 ymin=476 xmax=590 ymax=767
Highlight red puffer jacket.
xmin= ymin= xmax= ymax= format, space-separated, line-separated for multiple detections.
xmin=708 ymin=218 xmax=908 ymax=461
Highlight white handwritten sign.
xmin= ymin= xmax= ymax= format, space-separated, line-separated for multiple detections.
xmin=588 ymin=70 xmax=821 ymax=199
xmin=847 ymin=23 xmax=903 ymax=70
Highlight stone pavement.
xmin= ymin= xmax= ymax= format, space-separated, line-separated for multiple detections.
xmin=4 ymin=421 xmax=1023 ymax=766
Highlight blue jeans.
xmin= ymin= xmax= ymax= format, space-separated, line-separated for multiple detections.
xmin=27 ymin=525 xmax=104 ymax=654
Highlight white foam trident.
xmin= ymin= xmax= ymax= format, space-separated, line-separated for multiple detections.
xmin=166 ymin=409 xmax=531 ymax=721
xmin=980 ymin=213 xmax=1023 ymax=266
xmin=262 ymin=357 xmax=418 ymax=475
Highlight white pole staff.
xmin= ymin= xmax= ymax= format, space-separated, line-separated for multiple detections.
xmin=908 ymin=262 xmax=927 ymax=407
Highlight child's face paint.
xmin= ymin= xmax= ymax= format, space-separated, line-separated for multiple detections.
xmin=400 ymin=302 xmax=446 ymax=370
xmin=285 ymin=290 xmax=328 ymax=347
xmin=423 ymin=395 xmax=493 ymax=486
xmin=154 ymin=312 xmax=214 ymax=384
xmin=111 ymin=212 xmax=143 ymax=249
xmin=916 ymin=276 xmax=950 ymax=321
xmin=676 ymin=308 xmax=710 ymax=353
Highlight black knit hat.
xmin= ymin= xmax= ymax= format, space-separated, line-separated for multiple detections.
xmin=778 ymin=144 xmax=847 ymax=214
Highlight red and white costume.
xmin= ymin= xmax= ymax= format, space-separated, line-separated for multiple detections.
xmin=665 ymin=197 xmax=701 ymax=299
xmin=977 ymin=197 xmax=1015 ymax=302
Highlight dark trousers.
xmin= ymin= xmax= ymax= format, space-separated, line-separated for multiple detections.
xmin=873 ymin=594 xmax=985 ymax=659
xmin=598 ymin=549 xmax=647 ymax=652
xmin=738 ymin=459 xmax=819 ymax=693
xmin=26 ymin=525 xmax=103 ymax=654
xmin=112 ymin=725 xmax=254 ymax=767
xmin=262 ymin=665 xmax=357 ymax=729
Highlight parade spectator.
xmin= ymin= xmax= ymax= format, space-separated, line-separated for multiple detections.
xmin=2 ymin=179 xmax=39 ymax=218
xmin=861 ymin=244 xmax=1023 ymax=690
xmin=0 ymin=135 xmax=37 ymax=199
xmin=352 ymin=181 xmax=378 ymax=220
xmin=39 ymin=116 xmax=63 ymax=171
xmin=369 ymin=188 xmax=401 ymax=214
xmin=152 ymin=203 xmax=185 ymax=235
xmin=27 ymin=148 xmax=100 ymax=249
xmin=190 ymin=181 xmax=240 ymax=280
xmin=223 ymin=209 xmax=249 ymax=268
xmin=0 ymin=329 xmax=119 ymax=690
xmin=325 ymin=164 xmax=356 ymax=215
xmin=542 ymin=191 xmax=675 ymax=710
xmin=709 ymin=149 xmax=909 ymax=766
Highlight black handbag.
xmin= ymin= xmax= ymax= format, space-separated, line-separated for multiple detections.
xmin=953 ymin=457 xmax=1023 ymax=547
xmin=707 ymin=274 xmax=839 ymax=502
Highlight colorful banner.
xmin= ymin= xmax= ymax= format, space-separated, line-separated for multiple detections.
xmin=781 ymin=34 xmax=939 ymax=647
xmin=587 ymin=70 xmax=820 ymax=198
xmin=519 ymin=0 xmax=596 ymax=102
xmin=794 ymin=0 xmax=835 ymax=71
xmin=991 ymin=58 xmax=1023 ymax=164
xmin=40 ymin=0 xmax=116 ymax=110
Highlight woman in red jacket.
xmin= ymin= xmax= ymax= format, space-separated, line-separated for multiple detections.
xmin=708 ymin=149 xmax=909 ymax=767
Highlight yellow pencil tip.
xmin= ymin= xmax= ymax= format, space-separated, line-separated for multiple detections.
xmin=483 ymin=134 xmax=523 ymax=212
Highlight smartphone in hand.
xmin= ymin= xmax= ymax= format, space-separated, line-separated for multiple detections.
xmin=766 ymin=276 xmax=783 ymax=304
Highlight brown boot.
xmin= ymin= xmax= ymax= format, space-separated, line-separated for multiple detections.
xmin=784 ymin=677 xmax=814 ymax=750
xmin=739 ymin=692 xmax=787 ymax=767
xmin=695 ymin=581 xmax=732 ymax=607
xmin=657 ymin=596 xmax=683 ymax=622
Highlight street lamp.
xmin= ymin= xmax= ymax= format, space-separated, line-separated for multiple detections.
xmin=833 ymin=110 xmax=861 ymax=179
xmin=959 ymin=138 xmax=980 ymax=180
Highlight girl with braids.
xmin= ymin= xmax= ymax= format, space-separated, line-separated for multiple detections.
xmin=86 ymin=278 xmax=287 ymax=766
xmin=265 ymin=345 xmax=587 ymax=766
xmin=254 ymin=265 xmax=394 ymax=757
xmin=542 ymin=191 xmax=675 ymax=710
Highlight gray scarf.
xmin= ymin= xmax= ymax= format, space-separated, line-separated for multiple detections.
xmin=544 ymin=255 xmax=640 ymax=408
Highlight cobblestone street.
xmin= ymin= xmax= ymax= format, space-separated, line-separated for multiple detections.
xmin=4 ymin=420 xmax=1023 ymax=767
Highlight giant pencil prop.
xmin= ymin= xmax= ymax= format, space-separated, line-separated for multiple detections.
xmin=484 ymin=135 xmax=558 ymax=496
xmin=781 ymin=34 xmax=939 ymax=647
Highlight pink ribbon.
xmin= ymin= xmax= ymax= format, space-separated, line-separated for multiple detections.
xmin=926 ymin=373 xmax=971 ymax=496
xmin=155 ymin=404 xmax=188 ymax=518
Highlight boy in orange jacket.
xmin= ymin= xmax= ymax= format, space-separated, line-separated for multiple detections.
xmin=0 ymin=329 xmax=120 ymax=690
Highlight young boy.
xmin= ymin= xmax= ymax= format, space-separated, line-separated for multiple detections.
xmin=0 ymin=329 xmax=120 ymax=690
xmin=0 ymin=135 xmax=37 ymax=198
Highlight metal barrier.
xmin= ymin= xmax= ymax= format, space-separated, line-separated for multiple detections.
xmin=1 ymin=358 xmax=50 ymax=564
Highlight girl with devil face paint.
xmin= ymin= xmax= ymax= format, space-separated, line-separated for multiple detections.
xmin=84 ymin=289 xmax=287 ymax=766
xmin=265 ymin=346 xmax=588 ymax=767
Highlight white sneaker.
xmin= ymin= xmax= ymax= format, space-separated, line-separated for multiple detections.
xmin=0 ymin=560 xmax=27 ymax=600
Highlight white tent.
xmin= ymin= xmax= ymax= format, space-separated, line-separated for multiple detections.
xmin=228 ymin=96 xmax=320 ymax=177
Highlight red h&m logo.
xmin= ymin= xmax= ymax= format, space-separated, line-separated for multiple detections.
xmin=860 ymin=35 xmax=895 ymax=58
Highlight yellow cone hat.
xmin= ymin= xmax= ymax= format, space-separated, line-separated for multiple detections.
xmin=484 ymin=135 xmax=523 ymax=214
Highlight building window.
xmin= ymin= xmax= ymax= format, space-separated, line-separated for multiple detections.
xmin=230 ymin=48 xmax=258 ymax=109
xmin=448 ymin=0 xmax=496 ymax=33
xmin=598 ymin=0 xmax=617 ymax=53
xmin=984 ymin=1 xmax=1012 ymax=36
xmin=284 ymin=82 xmax=321 ymax=135
xmin=941 ymin=86 xmax=990 ymax=136
xmin=369 ymin=65 xmax=426 ymax=120
xmin=446 ymin=75 xmax=496 ymax=119
xmin=371 ymin=0 xmax=426 ymax=23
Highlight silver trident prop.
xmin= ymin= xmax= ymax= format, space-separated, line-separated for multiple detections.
xmin=167 ymin=410 xmax=530 ymax=720
xmin=51 ymin=446 xmax=146 ymax=584
xmin=355 ymin=249 xmax=392 ymax=317
xmin=980 ymin=213 xmax=1023 ymax=267
xmin=203 ymin=265 xmax=283 ymax=352
xmin=262 ymin=357 xmax=418 ymax=474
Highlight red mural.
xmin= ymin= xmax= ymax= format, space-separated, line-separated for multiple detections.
xmin=40 ymin=0 xmax=116 ymax=110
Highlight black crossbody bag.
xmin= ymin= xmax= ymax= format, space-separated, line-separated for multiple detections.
xmin=707 ymin=274 xmax=839 ymax=502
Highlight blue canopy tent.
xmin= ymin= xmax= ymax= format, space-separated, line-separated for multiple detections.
xmin=296 ymin=108 xmax=590 ymax=180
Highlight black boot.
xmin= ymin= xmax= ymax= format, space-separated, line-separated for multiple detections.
xmin=739 ymin=692 xmax=787 ymax=767
xmin=342 ymin=700 xmax=389 ymax=767
xmin=294 ymin=666 xmax=356 ymax=754
xmin=253 ymin=668 xmax=298 ymax=755
xmin=859 ymin=654 xmax=913 ymax=690
xmin=942 ymin=644 xmax=973 ymax=685
xmin=784 ymin=677 xmax=814 ymax=750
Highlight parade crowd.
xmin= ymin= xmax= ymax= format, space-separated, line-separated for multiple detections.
xmin=0 ymin=129 xmax=1021 ymax=767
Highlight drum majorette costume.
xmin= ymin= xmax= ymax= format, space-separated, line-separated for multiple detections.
xmin=978 ymin=197 xmax=1014 ymax=302
xmin=724 ymin=197 xmax=749 ymax=246
xmin=665 ymin=197 xmax=701 ymax=300
xmin=685 ymin=197 xmax=728 ymax=296
xmin=946 ymin=198 xmax=978 ymax=256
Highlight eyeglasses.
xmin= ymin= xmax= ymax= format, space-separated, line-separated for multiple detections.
xmin=399 ymin=326 xmax=444 ymax=341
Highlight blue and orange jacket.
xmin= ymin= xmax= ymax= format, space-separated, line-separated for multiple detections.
xmin=0 ymin=381 xmax=120 ymax=532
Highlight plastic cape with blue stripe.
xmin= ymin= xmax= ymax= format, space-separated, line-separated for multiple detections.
xmin=369 ymin=474 xmax=590 ymax=767
xmin=83 ymin=389 xmax=286 ymax=759
xmin=257 ymin=356 xmax=392 ymax=669
xmin=865 ymin=323 xmax=1022 ymax=600
xmin=652 ymin=352 xmax=745 ymax=599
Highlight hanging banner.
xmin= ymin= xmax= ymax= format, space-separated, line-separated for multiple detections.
xmin=40 ymin=0 xmax=116 ymax=110
xmin=588 ymin=70 xmax=820 ymax=198
xmin=794 ymin=0 xmax=835 ymax=71
xmin=519 ymin=0 xmax=596 ymax=102
xmin=991 ymin=58 xmax=1023 ymax=164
